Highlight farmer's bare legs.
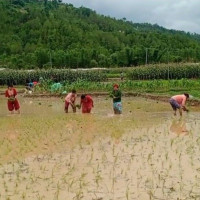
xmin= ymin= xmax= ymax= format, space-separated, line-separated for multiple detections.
xmin=70 ymin=103 xmax=76 ymax=113
xmin=72 ymin=105 xmax=76 ymax=113
xmin=179 ymin=108 xmax=183 ymax=116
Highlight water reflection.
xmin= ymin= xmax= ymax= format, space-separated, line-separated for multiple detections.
xmin=170 ymin=119 xmax=188 ymax=135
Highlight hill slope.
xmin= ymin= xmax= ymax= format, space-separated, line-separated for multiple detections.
xmin=0 ymin=0 xmax=200 ymax=69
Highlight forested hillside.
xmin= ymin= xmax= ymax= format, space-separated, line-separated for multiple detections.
xmin=1 ymin=0 xmax=200 ymax=69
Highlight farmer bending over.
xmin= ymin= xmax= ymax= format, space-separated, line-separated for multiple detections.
xmin=64 ymin=89 xmax=77 ymax=113
xmin=79 ymin=94 xmax=94 ymax=113
xmin=169 ymin=93 xmax=189 ymax=116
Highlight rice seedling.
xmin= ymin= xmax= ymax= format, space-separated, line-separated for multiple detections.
xmin=0 ymin=96 xmax=200 ymax=199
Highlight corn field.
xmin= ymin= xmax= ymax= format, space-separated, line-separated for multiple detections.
xmin=128 ymin=64 xmax=200 ymax=80
xmin=0 ymin=69 xmax=106 ymax=85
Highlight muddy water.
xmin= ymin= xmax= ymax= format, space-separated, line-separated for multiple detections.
xmin=0 ymin=96 xmax=200 ymax=200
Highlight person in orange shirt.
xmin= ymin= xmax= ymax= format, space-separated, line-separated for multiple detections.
xmin=5 ymin=83 xmax=20 ymax=114
xmin=169 ymin=93 xmax=189 ymax=116
xmin=64 ymin=89 xmax=77 ymax=113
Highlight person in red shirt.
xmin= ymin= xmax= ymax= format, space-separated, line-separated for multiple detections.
xmin=33 ymin=81 xmax=38 ymax=86
xmin=80 ymin=94 xmax=94 ymax=113
xmin=5 ymin=83 xmax=20 ymax=114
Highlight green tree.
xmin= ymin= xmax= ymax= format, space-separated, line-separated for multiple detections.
xmin=35 ymin=48 xmax=49 ymax=68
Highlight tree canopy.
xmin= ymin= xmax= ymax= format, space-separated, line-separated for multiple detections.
xmin=1 ymin=0 xmax=200 ymax=69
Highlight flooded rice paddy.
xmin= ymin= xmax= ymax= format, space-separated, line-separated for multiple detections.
xmin=0 ymin=96 xmax=200 ymax=200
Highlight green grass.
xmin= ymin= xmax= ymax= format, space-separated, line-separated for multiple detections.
xmin=106 ymin=73 xmax=121 ymax=78
xmin=34 ymin=79 xmax=200 ymax=99
xmin=2 ymin=79 xmax=200 ymax=100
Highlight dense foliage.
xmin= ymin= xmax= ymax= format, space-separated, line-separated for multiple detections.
xmin=0 ymin=69 xmax=106 ymax=85
xmin=1 ymin=0 xmax=200 ymax=69
xmin=128 ymin=64 xmax=200 ymax=80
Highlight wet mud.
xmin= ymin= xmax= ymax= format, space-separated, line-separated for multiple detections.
xmin=0 ymin=96 xmax=200 ymax=199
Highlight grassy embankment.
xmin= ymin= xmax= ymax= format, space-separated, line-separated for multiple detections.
xmin=1 ymin=79 xmax=199 ymax=100
xmin=1 ymin=64 xmax=200 ymax=99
